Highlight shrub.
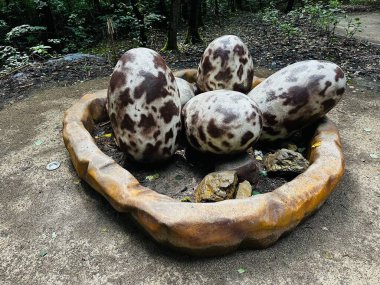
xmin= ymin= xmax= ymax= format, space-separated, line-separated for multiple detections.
xmin=5 ymin=25 xmax=47 ymax=50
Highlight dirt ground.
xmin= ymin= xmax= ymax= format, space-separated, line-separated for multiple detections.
xmin=1 ymin=10 xmax=380 ymax=285
xmin=336 ymin=12 xmax=380 ymax=46
xmin=0 ymin=66 xmax=379 ymax=284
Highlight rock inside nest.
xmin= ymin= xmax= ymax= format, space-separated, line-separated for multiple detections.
xmin=195 ymin=171 xmax=238 ymax=203
xmin=264 ymin=148 xmax=309 ymax=177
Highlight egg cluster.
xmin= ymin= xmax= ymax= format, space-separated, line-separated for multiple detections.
xmin=107 ymin=35 xmax=346 ymax=163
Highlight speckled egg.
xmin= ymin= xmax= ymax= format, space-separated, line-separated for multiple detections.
xmin=107 ymin=48 xmax=181 ymax=163
xmin=175 ymin=77 xmax=195 ymax=107
xmin=196 ymin=35 xmax=254 ymax=93
xmin=182 ymin=90 xmax=263 ymax=154
xmin=248 ymin=60 xmax=346 ymax=141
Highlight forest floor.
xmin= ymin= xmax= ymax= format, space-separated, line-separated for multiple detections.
xmin=0 ymin=10 xmax=379 ymax=284
xmin=1 ymin=11 xmax=380 ymax=109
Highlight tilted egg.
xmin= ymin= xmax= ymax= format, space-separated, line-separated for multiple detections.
xmin=107 ymin=48 xmax=181 ymax=162
xmin=182 ymin=90 xmax=263 ymax=154
xmin=197 ymin=35 xmax=254 ymax=94
xmin=248 ymin=60 xmax=346 ymax=141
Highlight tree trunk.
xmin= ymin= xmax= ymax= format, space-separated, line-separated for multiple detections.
xmin=39 ymin=0 xmax=56 ymax=36
xmin=229 ymin=0 xmax=236 ymax=12
xmin=181 ymin=0 xmax=189 ymax=23
xmin=131 ymin=0 xmax=147 ymax=47
xmin=163 ymin=0 xmax=180 ymax=50
xmin=157 ymin=0 xmax=168 ymax=18
xmin=236 ymin=0 xmax=243 ymax=10
xmin=185 ymin=0 xmax=202 ymax=44
xmin=214 ymin=0 xmax=219 ymax=15
xmin=198 ymin=0 xmax=204 ymax=27
xmin=285 ymin=0 xmax=295 ymax=13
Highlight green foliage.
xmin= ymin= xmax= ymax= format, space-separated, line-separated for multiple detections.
xmin=30 ymin=44 xmax=51 ymax=59
xmin=5 ymin=25 xmax=47 ymax=49
xmin=344 ymin=16 xmax=362 ymax=38
xmin=259 ymin=4 xmax=301 ymax=39
xmin=0 ymin=45 xmax=29 ymax=75
xmin=300 ymin=0 xmax=342 ymax=36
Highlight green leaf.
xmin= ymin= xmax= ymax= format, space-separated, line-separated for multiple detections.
xmin=252 ymin=191 xmax=261 ymax=196
xmin=237 ymin=268 xmax=246 ymax=274
xmin=260 ymin=170 xmax=267 ymax=177
xmin=34 ymin=139 xmax=43 ymax=146
xmin=180 ymin=196 xmax=191 ymax=202
xmin=370 ymin=153 xmax=379 ymax=159
xmin=363 ymin=128 xmax=372 ymax=132
xmin=145 ymin=173 xmax=159 ymax=181
xmin=175 ymin=174 xmax=184 ymax=180
xmin=39 ymin=249 xmax=47 ymax=257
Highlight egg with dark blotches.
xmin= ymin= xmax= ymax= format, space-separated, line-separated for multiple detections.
xmin=182 ymin=90 xmax=263 ymax=154
xmin=248 ymin=60 xmax=346 ymax=141
xmin=175 ymin=77 xmax=195 ymax=107
xmin=196 ymin=35 xmax=254 ymax=93
xmin=107 ymin=48 xmax=181 ymax=163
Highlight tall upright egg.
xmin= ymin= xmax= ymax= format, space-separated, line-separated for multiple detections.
xmin=107 ymin=48 xmax=181 ymax=163
xmin=197 ymin=35 xmax=254 ymax=93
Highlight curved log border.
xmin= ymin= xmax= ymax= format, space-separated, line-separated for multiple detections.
xmin=63 ymin=85 xmax=344 ymax=257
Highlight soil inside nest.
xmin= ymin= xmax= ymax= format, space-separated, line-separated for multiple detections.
xmin=92 ymin=120 xmax=317 ymax=202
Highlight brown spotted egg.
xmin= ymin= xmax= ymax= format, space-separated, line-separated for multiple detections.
xmin=196 ymin=35 xmax=254 ymax=93
xmin=248 ymin=60 xmax=346 ymax=141
xmin=175 ymin=77 xmax=195 ymax=107
xmin=107 ymin=48 xmax=181 ymax=163
xmin=182 ymin=90 xmax=263 ymax=154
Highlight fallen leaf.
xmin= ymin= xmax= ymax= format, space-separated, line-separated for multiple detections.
xmin=370 ymin=153 xmax=379 ymax=159
xmin=255 ymin=156 xmax=263 ymax=161
xmin=101 ymin=133 xmax=112 ymax=138
xmin=73 ymin=179 xmax=81 ymax=185
xmin=145 ymin=173 xmax=159 ymax=181
xmin=252 ymin=191 xmax=261 ymax=196
xmin=363 ymin=128 xmax=372 ymax=132
xmin=175 ymin=174 xmax=184 ymax=180
xmin=180 ymin=196 xmax=191 ymax=202
xmin=260 ymin=170 xmax=267 ymax=177
xmin=34 ymin=139 xmax=43 ymax=146
xmin=322 ymin=251 xmax=334 ymax=260
xmin=51 ymin=232 xmax=57 ymax=240
xmin=39 ymin=249 xmax=47 ymax=257
xmin=237 ymin=268 xmax=246 ymax=274
xmin=100 ymin=228 xmax=108 ymax=233
xmin=311 ymin=142 xmax=322 ymax=148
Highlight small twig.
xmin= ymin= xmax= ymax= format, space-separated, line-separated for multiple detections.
xmin=99 ymin=121 xmax=111 ymax=127
xmin=19 ymin=83 xmax=34 ymax=89
xmin=0 ymin=63 xmax=31 ymax=80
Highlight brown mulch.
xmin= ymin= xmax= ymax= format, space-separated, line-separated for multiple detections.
xmin=1 ymin=11 xmax=379 ymax=110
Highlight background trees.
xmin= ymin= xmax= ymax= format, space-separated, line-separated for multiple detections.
xmin=0 ymin=0 xmax=376 ymax=70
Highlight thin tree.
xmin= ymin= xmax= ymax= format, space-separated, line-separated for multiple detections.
xmin=163 ymin=0 xmax=181 ymax=50
xmin=185 ymin=0 xmax=202 ymax=44
xmin=285 ymin=0 xmax=296 ymax=13
xmin=131 ymin=0 xmax=147 ymax=47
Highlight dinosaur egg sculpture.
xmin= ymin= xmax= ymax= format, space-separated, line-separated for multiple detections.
xmin=107 ymin=48 xmax=181 ymax=163
xmin=183 ymin=90 xmax=263 ymax=154
xmin=175 ymin=77 xmax=195 ymax=107
xmin=196 ymin=35 xmax=254 ymax=93
xmin=248 ymin=60 xmax=346 ymax=141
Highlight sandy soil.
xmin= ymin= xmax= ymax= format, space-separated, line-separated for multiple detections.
xmin=336 ymin=12 xmax=380 ymax=46
xmin=0 ymin=65 xmax=379 ymax=284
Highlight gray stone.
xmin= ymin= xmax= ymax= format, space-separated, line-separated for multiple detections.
xmin=195 ymin=171 xmax=238 ymax=203
xmin=214 ymin=153 xmax=259 ymax=185
xmin=264 ymin=148 xmax=309 ymax=176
